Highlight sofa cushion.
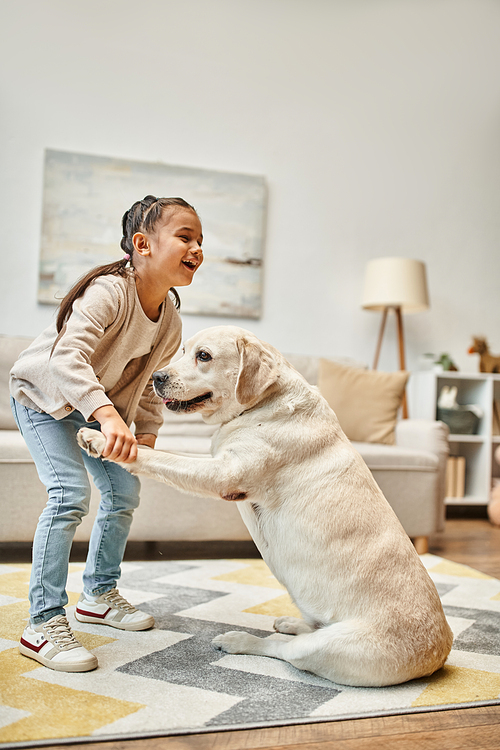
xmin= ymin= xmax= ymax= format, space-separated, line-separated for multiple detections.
xmin=155 ymin=432 xmax=212 ymax=455
xmin=0 ymin=336 xmax=33 ymax=430
xmin=353 ymin=441 xmax=438 ymax=471
xmin=0 ymin=430 xmax=35 ymax=460
xmin=158 ymin=409 xmax=217 ymax=438
xmin=318 ymin=359 xmax=409 ymax=445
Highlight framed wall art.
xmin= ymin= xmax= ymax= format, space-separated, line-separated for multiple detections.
xmin=38 ymin=149 xmax=267 ymax=318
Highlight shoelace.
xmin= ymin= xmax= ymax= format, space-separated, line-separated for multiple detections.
xmin=102 ymin=589 xmax=136 ymax=612
xmin=44 ymin=616 xmax=80 ymax=646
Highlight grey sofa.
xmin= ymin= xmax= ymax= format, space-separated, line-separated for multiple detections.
xmin=0 ymin=336 xmax=448 ymax=554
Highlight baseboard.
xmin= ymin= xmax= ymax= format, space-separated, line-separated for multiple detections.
xmin=446 ymin=504 xmax=489 ymax=520
xmin=0 ymin=539 xmax=261 ymax=564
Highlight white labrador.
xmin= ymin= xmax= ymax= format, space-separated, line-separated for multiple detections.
xmin=77 ymin=325 xmax=453 ymax=687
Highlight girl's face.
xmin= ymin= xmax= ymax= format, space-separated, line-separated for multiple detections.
xmin=136 ymin=208 xmax=204 ymax=288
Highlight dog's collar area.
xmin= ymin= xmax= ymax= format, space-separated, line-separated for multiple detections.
xmin=163 ymin=392 xmax=212 ymax=411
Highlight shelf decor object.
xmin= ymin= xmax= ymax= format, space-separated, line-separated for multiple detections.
xmin=409 ymin=371 xmax=500 ymax=506
xmin=436 ymin=405 xmax=481 ymax=435
xmin=362 ymin=257 xmax=430 ymax=418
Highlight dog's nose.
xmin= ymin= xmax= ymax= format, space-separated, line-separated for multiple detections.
xmin=153 ymin=371 xmax=169 ymax=387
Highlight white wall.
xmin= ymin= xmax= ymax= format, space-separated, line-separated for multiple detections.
xmin=1 ymin=0 xmax=499 ymax=373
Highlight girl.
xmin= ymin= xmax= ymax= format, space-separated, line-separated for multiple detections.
xmin=10 ymin=195 xmax=203 ymax=672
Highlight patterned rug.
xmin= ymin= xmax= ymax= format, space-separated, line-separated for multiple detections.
xmin=1 ymin=555 xmax=500 ymax=747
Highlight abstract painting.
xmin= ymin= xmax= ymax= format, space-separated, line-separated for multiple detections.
xmin=38 ymin=149 xmax=267 ymax=318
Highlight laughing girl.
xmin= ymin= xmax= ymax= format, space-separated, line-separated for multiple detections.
xmin=10 ymin=195 xmax=203 ymax=671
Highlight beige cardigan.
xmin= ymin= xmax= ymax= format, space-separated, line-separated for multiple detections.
xmin=10 ymin=271 xmax=182 ymax=437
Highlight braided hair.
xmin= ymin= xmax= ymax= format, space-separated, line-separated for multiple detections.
xmin=56 ymin=196 xmax=197 ymax=332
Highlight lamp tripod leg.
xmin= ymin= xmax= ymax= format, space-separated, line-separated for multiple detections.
xmin=395 ymin=306 xmax=409 ymax=419
xmin=372 ymin=306 xmax=409 ymax=419
xmin=373 ymin=307 xmax=388 ymax=371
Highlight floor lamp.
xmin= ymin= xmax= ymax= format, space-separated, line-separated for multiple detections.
xmin=362 ymin=257 xmax=430 ymax=418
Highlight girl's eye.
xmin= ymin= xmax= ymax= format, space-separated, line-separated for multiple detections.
xmin=197 ymin=351 xmax=212 ymax=362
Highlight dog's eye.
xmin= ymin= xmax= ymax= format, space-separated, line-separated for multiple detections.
xmin=197 ymin=351 xmax=212 ymax=362
xmin=196 ymin=351 xmax=212 ymax=362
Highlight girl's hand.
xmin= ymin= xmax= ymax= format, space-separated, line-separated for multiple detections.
xmin=91 ymin=405 xmax=138 ymax=463
xmin=136 ymin=433 xmax=156 ymax=449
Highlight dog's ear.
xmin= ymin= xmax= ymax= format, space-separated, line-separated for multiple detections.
xmin=235 ymin=337 xmax=280 ymax=405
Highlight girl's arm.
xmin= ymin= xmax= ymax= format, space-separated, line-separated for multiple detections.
xmin=136 ymin=434 xmax=156 ymax=449
xmin=49 ymin=279 xmax=122 ymax=419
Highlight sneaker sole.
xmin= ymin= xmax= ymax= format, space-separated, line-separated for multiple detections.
xmin=74 ymin=611 xmax=155 ymax=631
xmin=19 ymin=643 xmax=98 ymax=672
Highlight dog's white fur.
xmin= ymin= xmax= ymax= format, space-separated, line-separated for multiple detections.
xmin=78 ymin=325 xmax=453 ymax=687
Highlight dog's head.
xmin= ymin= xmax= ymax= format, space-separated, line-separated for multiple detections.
xmin=152 ymin=326 xmax=281 ymax=423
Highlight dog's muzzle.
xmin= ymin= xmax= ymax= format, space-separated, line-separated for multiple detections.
xmin=152 ymin=371 xmax=212 ymax=412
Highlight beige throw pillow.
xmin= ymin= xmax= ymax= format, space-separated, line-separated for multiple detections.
xmin=318 ymin=359 xmax=409 ymax=445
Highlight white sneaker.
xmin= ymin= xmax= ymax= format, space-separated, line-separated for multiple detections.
xmin=75 ymin=588 xmax=155 ymax=631
xmin=19 ymin=615 xmax=98 ymax=672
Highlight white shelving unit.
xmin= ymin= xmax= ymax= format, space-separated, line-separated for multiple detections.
xmin=408 ymin=371 xmax=500 ymax=506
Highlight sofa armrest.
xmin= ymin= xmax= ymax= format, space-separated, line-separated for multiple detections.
xmin=395 ymin=419 xmax=449 ymax=456
xmin=395 ymin=419 xmax=450 ymax=532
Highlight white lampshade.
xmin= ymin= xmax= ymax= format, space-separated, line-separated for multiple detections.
xmin=362 ymin=257 xmax=429 ymax=313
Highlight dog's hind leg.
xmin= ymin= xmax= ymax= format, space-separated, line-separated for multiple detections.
xmin=212 ymin=620 xmax=385 ymax=687
xmin=212 ymin=630 xmax=295 ymax=661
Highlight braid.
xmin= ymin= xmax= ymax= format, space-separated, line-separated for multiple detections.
xmin=56 ymin=195 xmax=197 ymax=331
xmin=120 ymin=195 xmax=156 ymax=261
xmin=120 ymin=196 xmax=196 ymax=261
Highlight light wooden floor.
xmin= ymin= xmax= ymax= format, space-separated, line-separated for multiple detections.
xmin=14 ymin=517 xmax=500 ymax=750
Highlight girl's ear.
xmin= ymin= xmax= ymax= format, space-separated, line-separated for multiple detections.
xmin=132 ymin=232 xmax=150 ymax=256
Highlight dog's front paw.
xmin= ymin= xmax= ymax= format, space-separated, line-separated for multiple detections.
xmin=77 ymin=427 xmax=106 ymax=458
xmin=212 ymin=631 xmax=261 ymax=654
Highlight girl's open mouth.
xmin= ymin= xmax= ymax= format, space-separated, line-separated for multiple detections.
xmin=182 ymin=260 xmax=198 ymax=271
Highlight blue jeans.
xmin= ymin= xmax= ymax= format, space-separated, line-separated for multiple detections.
xmin=11 ymin=398 xmax=141 ymax=625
